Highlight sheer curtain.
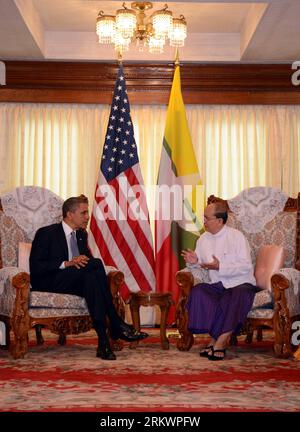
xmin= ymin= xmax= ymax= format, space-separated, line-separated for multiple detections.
xmin=0 ymin=103 xmax=299 ymax=213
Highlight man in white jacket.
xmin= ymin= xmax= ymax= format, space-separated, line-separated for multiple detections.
xmin=182 ymin=202 xmax=257 ymax=360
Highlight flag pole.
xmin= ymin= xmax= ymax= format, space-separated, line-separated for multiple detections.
xmin=174 ymin=48 xmax=180 ymax=66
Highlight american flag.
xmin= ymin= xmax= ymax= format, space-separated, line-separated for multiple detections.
xmin=89 ymin=65 xmax=155 ymax=297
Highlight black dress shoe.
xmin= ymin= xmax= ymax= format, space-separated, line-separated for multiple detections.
xmin=111 ymin=323 xmax=149 ymax=342
xmin=96 ymin=345 xmax=117 ymax=360
xmin=132 ymin=329 xmax=149 ymax=339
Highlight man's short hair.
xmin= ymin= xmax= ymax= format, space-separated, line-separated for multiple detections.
xmin=213 ymin=202 xmax=228 ymax=224
xmin=62 ymin=194 xmax=88 ymax=218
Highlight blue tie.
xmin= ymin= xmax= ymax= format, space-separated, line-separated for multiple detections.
xmin=70 ymin=231 xmax=80 ymax=258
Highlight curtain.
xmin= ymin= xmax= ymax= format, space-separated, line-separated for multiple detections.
xmin=0 ymin=103 xmax=299 ymax=215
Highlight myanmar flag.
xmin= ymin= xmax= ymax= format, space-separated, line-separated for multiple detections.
xmin=155 ymin=65 xmax=204 ymax=323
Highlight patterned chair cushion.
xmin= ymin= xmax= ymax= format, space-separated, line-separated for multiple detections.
xmin=247 ymin=308 xmax=274 ymax=319
xmin=29 ymin=291 xmax=88 ymax=309
xmin=29 ymin=307 xmax=89 ymax=318
xmin=251 ymin=290 xmax=273 ymax=309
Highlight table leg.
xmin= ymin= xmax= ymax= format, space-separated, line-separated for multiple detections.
xmin=159 ymin=305 xmax=170 ymax=350
xmin=294 ymin=345 xmax=300 ymax=360
xmin=129 ymin=303 xmax=141 ymax=349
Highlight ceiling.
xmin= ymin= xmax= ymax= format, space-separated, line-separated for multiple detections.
xmin=0 ymin=0 xmax=299 ymax=63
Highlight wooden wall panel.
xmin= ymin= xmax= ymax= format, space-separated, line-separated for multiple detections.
xmin=0 ymin=61 xmax=300 ymax=105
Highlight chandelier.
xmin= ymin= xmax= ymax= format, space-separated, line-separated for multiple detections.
xmin=96 ymin=2 xmax=187 ymax=54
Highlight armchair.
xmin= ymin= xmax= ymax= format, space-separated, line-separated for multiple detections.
xmin=175 ymin=187 xmax=300 ymax=357
xmin=0 ymin=186 xmax=125 ymax=359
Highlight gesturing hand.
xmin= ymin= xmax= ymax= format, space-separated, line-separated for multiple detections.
xmin=200 ymin=255 xmax=219 ymax=270
xmin=181 ymin=249 xmax=198 ymax=264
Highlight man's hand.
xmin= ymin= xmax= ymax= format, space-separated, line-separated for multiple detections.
xmin=200 ymin=255 xmax=219 ymax=270
xmin=65 ymin=255 xmax=90 ymax=269
xmin=181 ymin=249 xmax=198 ymax=264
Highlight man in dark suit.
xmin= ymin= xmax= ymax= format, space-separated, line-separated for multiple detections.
xmin=29 ymin=194 xmax=148 ymax=360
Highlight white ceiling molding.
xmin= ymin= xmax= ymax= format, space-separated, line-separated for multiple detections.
xmin=0 ymin=0 xmax=299 ymax=62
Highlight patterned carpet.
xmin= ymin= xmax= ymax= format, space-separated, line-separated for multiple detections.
xmin=0 ymin=329 xmax=300 ymax=412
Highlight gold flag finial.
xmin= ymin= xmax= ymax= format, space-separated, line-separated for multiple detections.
xmin=117 ymin=50 xmax=123 ymax=64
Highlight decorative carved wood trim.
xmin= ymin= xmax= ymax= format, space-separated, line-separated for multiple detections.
xmin=271 ymin=273 xmax=292 ymax=357
xmin=10 ymin=272 xmax=31 ymax=359
xmin=107 ymin=270 xmax=125 ymax=351
xmin=175 ymin=270 xmax=194 ymax=351
xmin=207 ymin=195 xmax=230 ymax=210
xmin=1 ymin=61 xmax=299 ymax=105
xmin=284 ymin=196 xmax=297 ymax=211
xmin=49 ymin=316 xmax=93 ymax=335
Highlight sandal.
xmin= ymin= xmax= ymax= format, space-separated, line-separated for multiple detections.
xmin=208 ymin=348 xmax=226 ymax=361
xmin=199 ymin=345 xmax=214 ymax=358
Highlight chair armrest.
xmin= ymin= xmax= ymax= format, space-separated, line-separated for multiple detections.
xmin=271 ymin=268 xmax=300 ymax=317
xmin=176 ymin=265 xmax=210 ymax=292
xmin=176 ymin=269 xmax=194 ymax=297
xmin=107 ymin=270 xmax=124 ymax=297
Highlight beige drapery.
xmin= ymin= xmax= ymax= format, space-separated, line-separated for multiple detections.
xmin=0 ymin=103 xmax=299 ymax=222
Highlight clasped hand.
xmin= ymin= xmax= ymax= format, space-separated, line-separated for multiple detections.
xmin=70 ymin=255 xmax=89 ymax=269
xmin=201 ymin=255 xmax=219 ymax=270
xmin=181 ymin=249 xmax=219 ymax=270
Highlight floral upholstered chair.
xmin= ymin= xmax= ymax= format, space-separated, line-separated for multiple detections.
xmin=0 ymin=186 xmax=125 ymax=359
xmin=175 ymin=187 xmax=300 ymax=358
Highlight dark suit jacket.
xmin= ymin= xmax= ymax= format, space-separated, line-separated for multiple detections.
xmin=29 ymin=223 xmax=92 ymax=292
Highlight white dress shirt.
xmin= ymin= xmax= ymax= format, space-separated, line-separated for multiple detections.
xmin=194 ymin=225 xmax=256 ymax=288
xmin=59 ymin=221 xmax=76 ymax=269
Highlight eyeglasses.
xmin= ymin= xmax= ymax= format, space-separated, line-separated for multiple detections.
xmin=203 ymin=215 xmax=218 ymax=221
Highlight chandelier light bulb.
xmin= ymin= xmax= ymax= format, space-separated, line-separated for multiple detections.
xmin=152 ymin=5 xmax=173 ymax=40
xmin=169 ymin=16 xmax=187 ymax=48
xmin=116 ymin=3 xmax=137 ymax=39
xmin=96 ymin=12 xmax=116 ymax=44
xmin=148 ymin=35 xmax=165 ymax=54
xmin=114 ymin=32 xmax=131 ymax=53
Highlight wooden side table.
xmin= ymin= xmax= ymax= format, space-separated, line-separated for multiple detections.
xmin=129 ymin=292 xmax=173 ymax=350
